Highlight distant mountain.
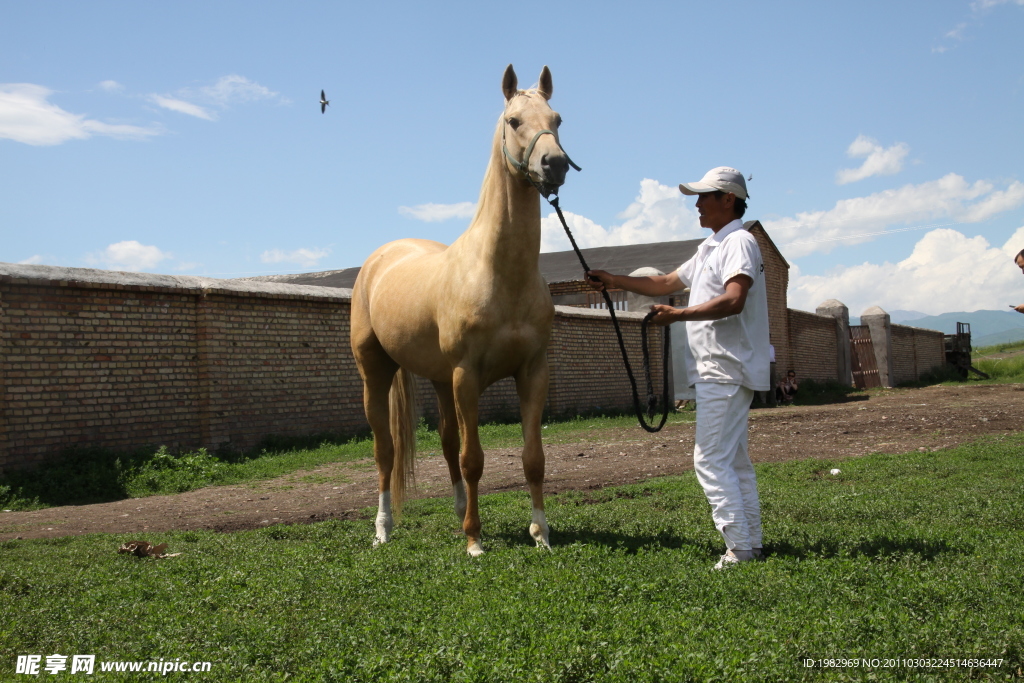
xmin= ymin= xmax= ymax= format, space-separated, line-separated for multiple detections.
xmin=896 ymin=310 xmax=1024 ymax=337
xmin=888 ymin=309 xmax=928 ymax=323
xmin=849 ymin=309 xmax=928 ymax=326
xmin=846 ymin=310 xmax=1024 ymax=345
xmin=973 ymin=328 xmax=1024 ymax=348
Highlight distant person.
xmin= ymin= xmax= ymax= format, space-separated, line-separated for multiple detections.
xmin=1014 ymin=249 xmax=1024 ymax=314
xmin=776 ymin=370 xmax=798 ymax=405
xmin=586 ymin=166 xmax=769 ymax=570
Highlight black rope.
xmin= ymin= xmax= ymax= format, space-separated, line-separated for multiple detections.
xmin=546 ymin=196 xmax=671 ymax=433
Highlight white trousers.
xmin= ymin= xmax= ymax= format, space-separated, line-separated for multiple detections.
xmin=694 ymin=382 xmax=762 ymax=551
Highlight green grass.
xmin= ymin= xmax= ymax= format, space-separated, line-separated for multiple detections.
xmin=973 ymin=339 xmax=1024 ymax=357
xmin=0 ymin=413 xmax=695 ymax=512
xmin=969 ymin=340 xmax=1024 ymax=383
xmin=974 ymin=357 xmax=1024 ymax=381
xmin=972 ymin=354 xmax=1024 ymax=382
xmin=2 ymin=435 xmax=1022 ymax=681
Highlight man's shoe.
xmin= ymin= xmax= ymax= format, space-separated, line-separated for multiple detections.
xmin=713 ymin=549 xmax=754 ymax=570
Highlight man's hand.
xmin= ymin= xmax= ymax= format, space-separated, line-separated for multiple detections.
xmin=647 ymin=304 xmax=682 ymax=326
xmin=585 ymin=270 xmax=614 ymax=292
xmin=1015 ymin=304 xmax=1024 ymax=314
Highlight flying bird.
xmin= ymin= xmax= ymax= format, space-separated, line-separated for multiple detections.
xmin=747 ymin=174 xmax=753 ymax=181
xmin=320 ymin=90 xmax=329 ymax=114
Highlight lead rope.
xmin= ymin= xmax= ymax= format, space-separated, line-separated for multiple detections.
xmin=504 ymin=118 xmax=671 ymax=432
xmin=544 ymin=195 xmax=671 ymax=433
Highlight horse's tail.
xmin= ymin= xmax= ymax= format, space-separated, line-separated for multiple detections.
xmin=388 ymin=367 xmax=418 ymax=520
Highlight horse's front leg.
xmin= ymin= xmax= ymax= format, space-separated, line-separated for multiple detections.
xmin=516 ymin=353 xmax=550 ymax=549
xmin=452 ymin=366 xmax=485 ymax=557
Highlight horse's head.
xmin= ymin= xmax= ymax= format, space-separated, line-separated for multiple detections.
xmin=500 ymin=64 xmax=573 ymax=198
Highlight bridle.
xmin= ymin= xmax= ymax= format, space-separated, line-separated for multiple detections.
xmin=500 ymin=102 xmax=671 ymax=433
xmin=500 ymin=106 xmax=581 ymax=193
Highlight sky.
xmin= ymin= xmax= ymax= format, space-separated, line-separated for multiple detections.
xmin=2 ymin=1 xmax=1023 ymax=317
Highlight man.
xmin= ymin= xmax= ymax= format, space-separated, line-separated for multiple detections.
xmin=777 ymin=369 xmax=798 ymax=404
xmin=587 ymin=166 xmax=770 ymax=570
xmin=1014 ymin=250 xmax=1024 ymax=314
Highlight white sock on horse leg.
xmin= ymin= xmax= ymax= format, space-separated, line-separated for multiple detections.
xmin=530 ymin=508 xmax=550 ymax=549
xmin=374 ymin=491 xmax=393 ymax=546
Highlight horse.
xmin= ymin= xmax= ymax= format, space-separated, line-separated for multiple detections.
xmin=350 ymin=64 xmax=572 ymax=556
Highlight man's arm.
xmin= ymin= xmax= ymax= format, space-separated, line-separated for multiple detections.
xmin=645 ymin=274 xmax=752 ymax=326
xmin=586 ymin=269 xmax=684 ymax=297
xmin=1015 ymin=304 xmax=1024 ymax=314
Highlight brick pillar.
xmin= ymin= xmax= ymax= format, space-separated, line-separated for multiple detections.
xmin=817 ymin=299 xmax=852 ymax=386
xmin=861 ymin=306 xmax=895 ymax=387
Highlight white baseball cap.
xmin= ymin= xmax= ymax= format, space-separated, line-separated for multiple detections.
xmin=678 ymin=166 xmax=749 ymax=200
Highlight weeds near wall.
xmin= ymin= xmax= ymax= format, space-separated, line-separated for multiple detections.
xmin=789 ymin=378 xmax=863 ymax=406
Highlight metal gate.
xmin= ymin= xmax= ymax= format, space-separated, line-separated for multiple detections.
xmin=849 ymin=325 xmax=881 ymax=389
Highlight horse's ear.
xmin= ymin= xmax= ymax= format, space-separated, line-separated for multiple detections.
xmin=538 ymin=66 xmax=553 ymax=100
xmin=502 ymin=64 xmax=518 ymax=102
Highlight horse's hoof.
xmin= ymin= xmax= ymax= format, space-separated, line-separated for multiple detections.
xmin=530 ymin=523 xmax=550 ymax=550
xmin=467 ymin=541 xmax=485 ymax=557
xmin=374 ymin=518 xmax=392 ymax=547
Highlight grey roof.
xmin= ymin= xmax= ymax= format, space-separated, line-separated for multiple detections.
xmin=537 ymin=239 xmax=701 ymax=283
xmin=235 ymin=266 xmax=363 ymax=289
xmin=236 ymin=238 xmax=705 ymax=289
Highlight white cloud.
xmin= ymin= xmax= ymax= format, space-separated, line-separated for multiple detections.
xmin=763 ymin=174 xmax=1024 ymax=258
xmin=0 ymin=83 xmax=161 ymax=146
xmin=398 ymin=202 xmax=476 ymax=222
xmin=541 ymin=179 xmax=703 ymax=252
xmin=200 ymin=75 xmax=281 ymax=106
xmin=788 ymin=227 xmax=1024 ymax=316
xmin=936 ymin=0 xmax=1022 ymax=52
xmin=149 ymin=75 xmax=284 ymax=121
xmin=260 ymin=247 xmax=331 ymax=269
xmin=836 ymin=135 xmax=910 ymax=185
xmin=971 ymin=0 xmax=1024 ymax=9
xmin=945 ymin=22 xmax=969 ymax=40
xmin=18 ymin=255 xmax=43 ymax=265
xmin=149 ymin=95 xmax=216 ymax=121
xmin=98 ymin=80 xmax=124 ymax=93
xmin=86 ymin=241 xmax=171 ymax=272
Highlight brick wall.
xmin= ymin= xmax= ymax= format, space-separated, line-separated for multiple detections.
xmin=548 ymin=307 xmax=664 ymax=417
xmin=891 ymin=324 xmax=946 ymax=385
xmin=0 ymin=281 xmax=202 ymax=465
xmin=786 ymin=309 xmax=839 ymax=382
xmin=1 ymin=264 xmax=662 ymax=471
xmin=749 ymin=223 xmax=793 ymax=377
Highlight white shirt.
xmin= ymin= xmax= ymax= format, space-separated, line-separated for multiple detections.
xmin=676 ymin=219 xmax=771 ymax=391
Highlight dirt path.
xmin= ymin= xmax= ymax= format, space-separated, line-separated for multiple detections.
xmin=2 ymin=383 xmax=1021 ymax=541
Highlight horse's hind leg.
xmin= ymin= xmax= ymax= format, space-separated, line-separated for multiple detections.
xmin=516 ymin=353 xmax=550 ymax=549
xmin=353 ymin=330 xmax=399 ymax=546
xmin=432 ymin=380 xmax=466 ymax=524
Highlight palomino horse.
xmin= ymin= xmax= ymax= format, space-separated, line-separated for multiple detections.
xmin=350 ymin=65 xmax=572 ymax=556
